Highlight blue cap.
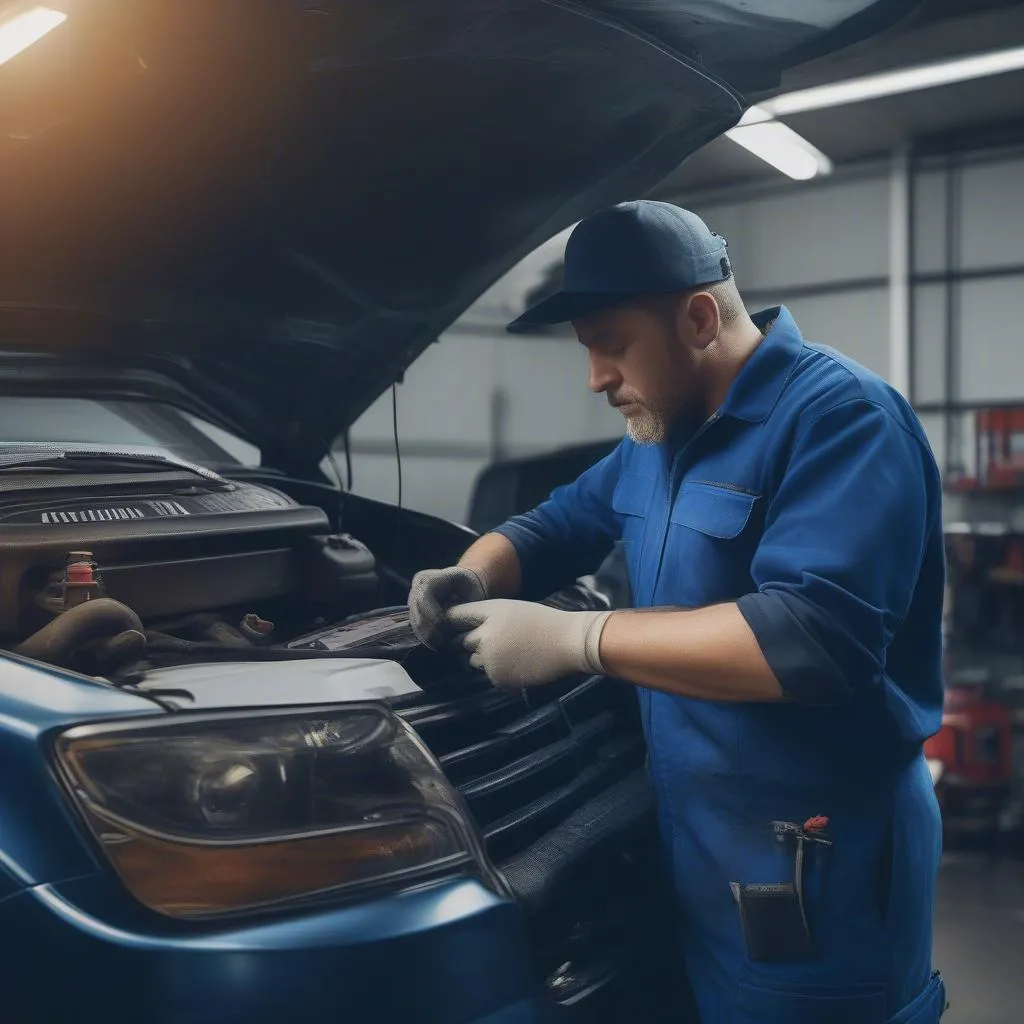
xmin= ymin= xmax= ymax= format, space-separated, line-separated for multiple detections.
xmin=508 ymin=200 xmax=730 ymax=331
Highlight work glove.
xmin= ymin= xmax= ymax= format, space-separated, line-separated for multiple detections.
xmin=447 ymin=599 xmax=612 ymax=689
xmin=408 ymin=566 xmax=488 ymax=650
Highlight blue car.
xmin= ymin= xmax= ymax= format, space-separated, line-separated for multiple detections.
xmin=0 ymin=2 xmax=919 ymax=1021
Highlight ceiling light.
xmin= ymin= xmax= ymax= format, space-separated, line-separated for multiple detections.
xmin=727 ymin=43 xmax=1024 ymax=180
xmin=0 ymin=5 xmax=66 ymax=68
xmin=736 ymin=105 xmax=773 ymax=127
xmin=725 ymin=119 xmax=833 ymax=181
xmin=762 ymin=44 xmax=1024 ymax=117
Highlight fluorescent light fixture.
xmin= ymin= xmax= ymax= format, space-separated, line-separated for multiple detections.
xmin=736 ymin=104 xmax=774 ymax=127
xmin=0 ymin=5 xmax=66 ymax=68
xmin=727 ymin=44 xmax=1024 ymax=180
xmin=725 ymin=118 xmax=833 ymax=181
xmin=764 ymin=44 xmax=1024 ymax=117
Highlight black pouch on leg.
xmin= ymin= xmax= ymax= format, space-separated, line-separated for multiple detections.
xmin=730 ymin=882 xmax=813 ymax=961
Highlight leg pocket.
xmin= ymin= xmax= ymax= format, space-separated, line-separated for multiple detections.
xmin=731 ymin=882 xmax=812 ymax=961
xmin=734 ymin=979 xmax=886 ymax=1024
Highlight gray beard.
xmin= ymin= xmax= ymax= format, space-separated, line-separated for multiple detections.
xmin=625 ymin=408 xmax=669 ymax=445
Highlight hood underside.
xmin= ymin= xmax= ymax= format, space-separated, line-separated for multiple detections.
xmin=0 ymin=0 xmax=918 ymax=473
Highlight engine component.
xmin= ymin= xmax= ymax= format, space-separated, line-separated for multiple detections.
xmin=15 ymin=597 xmax=144 ymax=668
xmin=0 ymin=479 xmax=305 ymax=526
xmin=287 ymin=608 xmax=415 ymax=656
xmin=35 ymin=549 xmax=108 ymax=617
xmin=240 ymin=613 xmax=276 ymax=644
xmin=92 ymin=629 xmax=149 ymax=670
xmin=67 ymin=550 xmax=106 ymax=596
xmin=302 ymin=534 xmax=378 ymax=606
xmin=1 ymin=479 xmax=331 ymax=634
xmin=64 ymin=558 xmax=102 ymax=609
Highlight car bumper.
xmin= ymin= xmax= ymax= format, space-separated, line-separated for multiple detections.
xmin=0 ymin=874 xmax=557 ymax=1024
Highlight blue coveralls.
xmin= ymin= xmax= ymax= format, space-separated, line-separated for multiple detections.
xmin=496 ymin=308 xmax=947 ymax=1024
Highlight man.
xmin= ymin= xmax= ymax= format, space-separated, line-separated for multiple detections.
xmin=409 ymin=201 xmax=947 ymax=1023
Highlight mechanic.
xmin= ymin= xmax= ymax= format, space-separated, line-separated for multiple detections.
xmin=409 ymin=200 xmax=947 ymax=1024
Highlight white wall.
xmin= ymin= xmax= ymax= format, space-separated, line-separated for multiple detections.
xmin=694 ymin=176 xmax=891 ymax=292
xmin=690 ymin=174 xmax=894 ymax=381
xmin=347 ymin=276 xmax=624 ymax=524
xmin=344 ymin=147 xmax=1024 ymax=524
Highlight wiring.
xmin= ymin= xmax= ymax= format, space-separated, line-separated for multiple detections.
xmin=324 ymin=437 xmax=347 ymax=532
xmin=343 ymin=427 xmax=353 ymax=492
xmin=391 ymin=382 xmax=405 ymax=584
xmin=326 ymin=445 xmax=346 ymax=490
xmin=392 ymin=383 xmax=403 ymax=510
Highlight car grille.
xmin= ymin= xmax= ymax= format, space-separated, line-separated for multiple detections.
xmin=400 ymin=673 xmax=647 ymax=864
xmin=393 ymin=658 xmax=679 ymax=1016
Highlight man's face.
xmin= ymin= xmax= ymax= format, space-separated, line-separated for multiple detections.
xmin=573 ymin=300 xmax=699 ymax=445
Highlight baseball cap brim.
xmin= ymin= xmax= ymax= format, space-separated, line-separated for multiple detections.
xmin=506 ymin=290 xmax=639 ymax=333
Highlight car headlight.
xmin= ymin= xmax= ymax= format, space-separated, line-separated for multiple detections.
xmin=53 ymin=704 xmax=499 ymax=918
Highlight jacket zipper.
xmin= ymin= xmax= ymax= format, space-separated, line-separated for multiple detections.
xmin=648 ymin=411 xmax=721 ymax=605
xmin=644 ymin=410 xmax=721 ymax=746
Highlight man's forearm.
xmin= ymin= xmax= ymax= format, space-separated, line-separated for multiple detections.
xmin=598 ymin=603 xmax=785 ymax=702
xmin=458 ymin=532 xmax=523 ymax=598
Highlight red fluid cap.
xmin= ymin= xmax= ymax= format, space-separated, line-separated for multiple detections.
xmin=66 ymin=561 xmax=95 ymax=584
xmin=804 ymin=815 xmax=829 ymax=832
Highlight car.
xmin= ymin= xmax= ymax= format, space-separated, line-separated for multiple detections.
xmin=0 ymin=3 xmax=922 ymax=1022
xmin=466 ymin=439 xmax=633 ymax=608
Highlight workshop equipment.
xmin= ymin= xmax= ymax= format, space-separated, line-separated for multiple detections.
xmin=925 ymin=683 xmax=1012 ymax=844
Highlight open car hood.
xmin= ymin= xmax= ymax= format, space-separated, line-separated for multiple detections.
xmin=0 ymin=0 xmax=917 ymax=474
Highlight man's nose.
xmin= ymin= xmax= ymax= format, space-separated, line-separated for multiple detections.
xmin=588 ymin=352 xmax=619 ymax=394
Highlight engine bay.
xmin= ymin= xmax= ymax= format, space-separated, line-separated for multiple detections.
xmin=0 ymin=460 xmax=440 ymax=683
xmin=0 ymin=451 xmax=612 ymax=698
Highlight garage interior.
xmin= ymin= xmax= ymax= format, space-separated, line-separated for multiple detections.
xmin=337 ymin=2 xmax=1024 ymax=1020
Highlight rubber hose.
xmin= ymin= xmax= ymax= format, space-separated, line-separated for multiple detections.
xmin=92 ymin=629 xmax=148 ymax=670
xmin=143 ymin=630 xmax=196 ymax=653
xmin=202 ymin=621 xmax=253 ymax=648
xmin=15 ymin=598 xmax=144 ymax=667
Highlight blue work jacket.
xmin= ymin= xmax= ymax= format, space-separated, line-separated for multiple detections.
xmin=496 ymin=307 xmax=947 ymax=1024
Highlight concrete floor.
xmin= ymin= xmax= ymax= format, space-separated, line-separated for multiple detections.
xmin=934 ymin=851 xmax=1024 ymax=1023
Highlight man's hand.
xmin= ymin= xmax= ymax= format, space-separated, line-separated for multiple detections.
xmin=448 ymin=600 xmax=786 ymax=701
xmin=447 ymin=600 xmax=611 ymax=688
xmin=408 ymin=567 xmax=488 ymax=649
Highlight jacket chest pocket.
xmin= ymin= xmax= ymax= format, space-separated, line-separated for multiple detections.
xmin=612 ymin=473 xmax=654 ymax=597
xmin=665 ymin=482 xmax=760 ymax=605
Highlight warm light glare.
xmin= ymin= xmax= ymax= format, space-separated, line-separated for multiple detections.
xmin=764 ymin=45 xmax=1024 ymax=116
xmin=0 ymin=5 xmax=66 ymax=68
xmin=725 ymin=120 xmax=833 ymax=181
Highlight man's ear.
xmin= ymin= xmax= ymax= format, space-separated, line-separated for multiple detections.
xmin=678 ymin=291 xmax=720 ymax=350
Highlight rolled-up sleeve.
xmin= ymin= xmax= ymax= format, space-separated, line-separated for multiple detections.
xmin=736 ymin=398 xmax=939 ymax=706
xmin=493 ymin=443 xmax=624 ymax=598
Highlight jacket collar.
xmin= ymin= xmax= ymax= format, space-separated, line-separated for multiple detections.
xmin=719 ymin=305 xmax=803 ymax=424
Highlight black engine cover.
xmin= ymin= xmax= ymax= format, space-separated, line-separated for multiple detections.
xmin=0 ymin=476 xmax=330 ymax=635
